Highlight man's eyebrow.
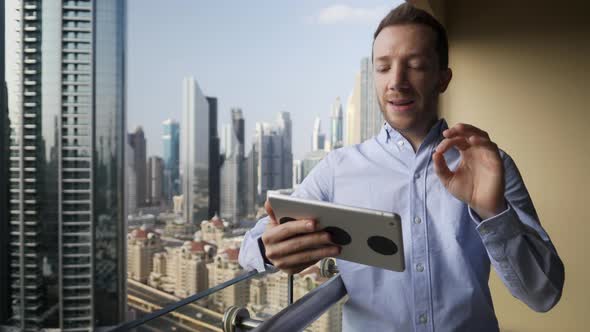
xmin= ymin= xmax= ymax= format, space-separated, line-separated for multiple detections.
xmin=373 ymin=55 xmax=390 ymax=63
xmin=374 ymin=52 xmax=431 ymax=63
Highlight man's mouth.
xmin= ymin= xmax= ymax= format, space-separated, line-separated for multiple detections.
xmin=387 ymin=99 xmax=415 ymax=112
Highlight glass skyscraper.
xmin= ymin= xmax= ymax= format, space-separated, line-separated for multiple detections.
xmin=181 ymin=77 xmax=210 ymax=223
xmin=360 ymin=57 xmax=384 ymax=141
xmin=162 ymin=119 xmax=180 ymax=201
xmin=0 ymin=0 xmax=10 ymax=323
xmin=330 ymin=97 xmax=344 ymax=148
xmin=5 ymin=0 xmax=127 ymax=330
xmin=220 ymin=108 xmax=245 ymax=223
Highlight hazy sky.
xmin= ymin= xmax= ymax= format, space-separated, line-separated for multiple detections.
xmin=127 ymin=0 xmax=402 ymax=159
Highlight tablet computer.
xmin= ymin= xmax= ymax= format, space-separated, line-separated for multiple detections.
xmin=267 ymin=193 xmax=405 ymax=272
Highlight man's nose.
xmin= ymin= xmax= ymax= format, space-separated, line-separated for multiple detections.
xmin=386 ymin=64 xmax=410 ymax=91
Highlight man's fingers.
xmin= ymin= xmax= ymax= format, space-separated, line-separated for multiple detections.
xmin=264 ymin=199 xmax=278 ymax=225
xmin=432 ymin=151 xmax=453 ymax=186
xmin=265 ymin=231 xmax=334 ymax=260
xmin=262 ymin=219 xmax=316 ymax=245
xmin=443 ymin=123 xmax=490 ymax=140
xmin=435 ymin=137 xmax=470 ymax=154
xmin=272 ymin=246 xmax=341 ymax=271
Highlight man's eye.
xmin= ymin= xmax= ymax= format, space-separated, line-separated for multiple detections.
xmin=376 ymin=66 xmax=389 ymax=73
xmin=409 ymin=62 xmax=427 ymax=70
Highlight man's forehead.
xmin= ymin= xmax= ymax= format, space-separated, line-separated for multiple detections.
xmin=373 ymin=24 xmax=437 ymax=58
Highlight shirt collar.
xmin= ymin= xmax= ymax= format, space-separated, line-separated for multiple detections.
xmin=380 ymin=118 xmax=448 ymax=148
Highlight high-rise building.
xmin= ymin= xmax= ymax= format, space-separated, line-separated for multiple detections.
xmin=126 ymin=142 xmax=138 ymax=214
xmin=0 ymin=0 xmax=10 ymax=322
xmin=129 ymin=127 xmax=147 ymax=207
xmin=346 ymin=73 xmax=362 ymax=146
xmin=311 ymin=116 xmax=325 ymax=151
xmin=147 ymin=156 xmax=165 ymax=206
xmin=5 ymin=1 xmax=127 ymax=330
xmin=207 ymin=97 xmax=221 ymax=219
xmin=162 ymin=119 xmax=180 ymax=202
xmin=207 ymin=248 xmax=249 ymax=312
xmin=181 ymin=77 xmax=210 ymax=223
xmin=360 ymin=57 xmax=384 ymax=141
xmin=221 ymin=123 xmax=232 ymax=156
xmin=293 ymin=160 xmax=303 ymax=187
xmin=255 ymin=114 xmax=293 ymax=204
xmin=244 ymin=143 xmax=259 ymax=217
xmin=302 ymin=150 xmax=329 ymax=180
xmin=330 ymin=97 xmax=344 ymax=149
xmin=127 ymin=226 xmax=163 ymax=283
xmin=148 ymin=240 xmax=212 ymax=298
xmin=276 ymin=112 xmax=293 ymax=190
xmin=220 ymin=108 xmax=245 ymax=223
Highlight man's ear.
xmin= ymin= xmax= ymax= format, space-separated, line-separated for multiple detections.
xmin=439 ymin=68 xmax=452 ymax=93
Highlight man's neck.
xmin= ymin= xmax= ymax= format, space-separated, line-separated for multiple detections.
xmin=397 ymin=117 xmax=439 ymax=152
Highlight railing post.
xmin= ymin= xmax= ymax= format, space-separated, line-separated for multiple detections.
xmin=288 ymin=274 xmax=294 ymax=305
xmin=223 ymin=306 xmax=263 ymax=332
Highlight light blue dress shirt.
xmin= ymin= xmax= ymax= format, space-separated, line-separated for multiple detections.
xmin=239 ymin=119 xmax=564 ymax=332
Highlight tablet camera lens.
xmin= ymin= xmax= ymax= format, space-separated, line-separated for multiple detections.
xmin=279 ymin=217 xmax=296 ymax=224
xmin=324 ymin=226 xmax=352 ymax=246
xmin=367 ymin=236 xmax=398 ymax=255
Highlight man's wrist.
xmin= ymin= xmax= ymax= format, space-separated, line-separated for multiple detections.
xmin=257 ymin=237 xmax=273 ymax=266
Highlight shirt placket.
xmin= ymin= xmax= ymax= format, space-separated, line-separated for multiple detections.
xmin=410 ymin=154 xmax=433 ymax=332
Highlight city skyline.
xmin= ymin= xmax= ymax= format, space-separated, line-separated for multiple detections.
xmin=127 ymin=0 xmax=402 ymax=160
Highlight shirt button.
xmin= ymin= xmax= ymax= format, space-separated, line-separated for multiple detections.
xmin=414 ymin=172 xmax=421 ymax=179
xmin=416 ymin=263 xmax=424 ymax=272
xmin=397 ymin=140 xmax=404 ymax=146
xmin=419 ymin=314 xmax=428 ymax=324
xmin=413 ymin=217 xmax=422 ymax=224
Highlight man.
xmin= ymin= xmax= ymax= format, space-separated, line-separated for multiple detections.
xmin=239 ymin=4 xmax=564 ymax=331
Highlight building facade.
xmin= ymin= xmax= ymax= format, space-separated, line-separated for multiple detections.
xmin=0 ymin=0 xmax=10 ymax=322
xmin=147 ymin=156 xmax=164 ymax=206
xmin=330 ymin=97 xmax=344 ymax=149
xmin=345 ymin=73 xmax=362 ymax=146
xmin=207 ymin=248 xmax=249 ymax=312
xmin=5 ymin=0 xmax=127 ymax=330
xmin=360 ymin=57 xmax=383 ymax=141
xmin=220 ymin=108 xmax=246 ymax=223
xmin=148 ymin=240 xmax=212 ymax=297
xmin=180 ymin=77 xmax=210 ymax=223
xmin=162 ymin=119 xmax=180 ymax=202
xmin=311 ymin=116 xmax=325 ymax=151
xmin=207 ymin=97 xmax=220 ymax=219
xmin=129 ymin=127 xmax=147 ymax=207
xmin=127 ymin=227 xmax=163 ymax=283
xmin=255 ymin=113 xmax=293 ymax=204
xmin=126 ymin=141 xmax=137 ymax=214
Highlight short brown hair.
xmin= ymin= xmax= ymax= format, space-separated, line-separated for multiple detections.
xmin=373 ymin=3 xmax=448 ymax=69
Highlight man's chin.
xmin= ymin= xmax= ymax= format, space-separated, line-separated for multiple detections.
xmin=383 ymin=114 xmax=416 ymax=131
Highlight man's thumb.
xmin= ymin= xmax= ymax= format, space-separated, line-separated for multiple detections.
xmin=264 ymin=199 xmax=278 ymax=225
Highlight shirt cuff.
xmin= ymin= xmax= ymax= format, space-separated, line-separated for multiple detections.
xmin=470 ymin=204 xmax=525 ymax=243
xmin=239 ymin=232 xmax=272 ymax=273
xmin=258 ymin=236 xmax=274 ymax=266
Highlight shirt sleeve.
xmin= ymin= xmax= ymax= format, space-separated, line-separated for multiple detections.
xmin=238 ymin=152 xmax=336 ymax=272
xmin=468 ymin=151 xmax=565 ymax=312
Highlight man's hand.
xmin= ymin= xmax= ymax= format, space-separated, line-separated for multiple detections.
xmin=433 ymin=123 xmax=507 ymax=220
xmin=261 ymin=199 xmax=341 ymax=275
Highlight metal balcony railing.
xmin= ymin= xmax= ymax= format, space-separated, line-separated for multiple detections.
xmin=108 ymin=258 xmax=345 ymax=332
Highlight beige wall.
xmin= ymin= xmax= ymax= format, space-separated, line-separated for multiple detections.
xmin=431 ymin=1 xmax=590 ymax=331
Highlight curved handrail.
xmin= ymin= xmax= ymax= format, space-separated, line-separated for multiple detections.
xmin=109 ymin=269 xmax=262 ymax=332
xmin=252 ymin=275 xmax=347 ymax=332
